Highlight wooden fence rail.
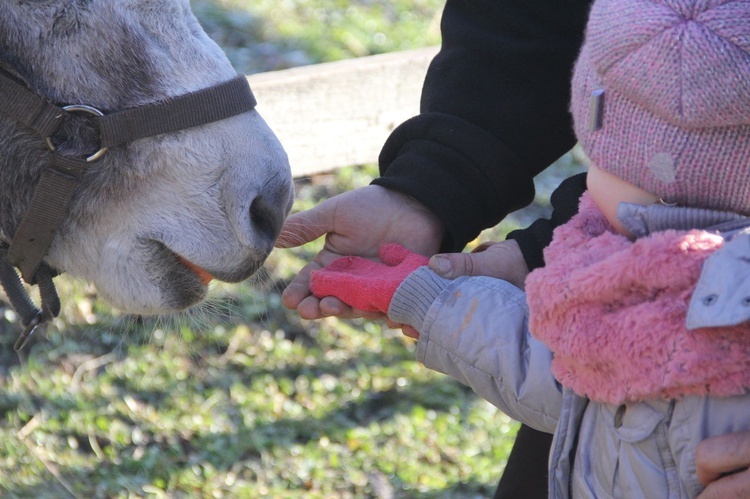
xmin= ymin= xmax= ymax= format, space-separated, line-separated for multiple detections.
xmin=247 ymin=46 xmax=439 ymax=178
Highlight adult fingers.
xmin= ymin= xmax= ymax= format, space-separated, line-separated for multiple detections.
xmin=696 ymin=431 xmax=750 ymax=489
xmin=282 ymin=260 xmax=361 ymax=319
xmin=281 ymin=260 xmax=320 ymax=311
xmin=385 ymin=319 xmax=420 ymax=339
xmin=349 ymin=308 xmax=387 ymax=321
xmin=697 ymin=469 xmax=750 ymax=498
xmin=400 ymin=325 xmax=420 ymax=339
xmin=293 ymin=294 xmax=325 ymax=320
xmin=293 ymin=292 xmax=360 ymax=320
xmin=275 ymin=200 xmax=334 ymax=248
xmin=296 ymin=298 xmax=383 ymax=320
xmin=318 ymin=297 xmax=361 ymax=319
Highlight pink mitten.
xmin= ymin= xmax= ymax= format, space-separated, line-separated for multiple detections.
xmin=310 ymin=244 xmax=429 ymax=313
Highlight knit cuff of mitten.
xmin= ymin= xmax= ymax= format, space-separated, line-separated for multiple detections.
xmin=388 ymin=267 xmax=452 ymax=329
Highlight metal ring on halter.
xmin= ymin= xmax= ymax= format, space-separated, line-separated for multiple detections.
xmin=45 ymin=104 xmax=108 ymax=162
xmin=14 ymin=309 xmax=43 ymax=351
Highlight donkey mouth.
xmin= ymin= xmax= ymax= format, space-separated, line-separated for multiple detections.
xmin=135 ymin=240 xmax=267 ymax=311
xmin=176 ymin=256 xmax=214 ymax=285
xmin=148 ymin=240 xmax=264 ymax=284
xmin=138 ymin=242 xmax=209 ymax=310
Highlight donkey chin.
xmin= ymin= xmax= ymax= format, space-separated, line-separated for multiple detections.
xmin=95 ymin=253 xmax=262 ymax=316
xmin=53 ymin=228 xmax=281 ymax=316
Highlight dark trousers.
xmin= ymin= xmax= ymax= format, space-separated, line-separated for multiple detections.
xmin=493 ymin=424 xmax=554 ymax=499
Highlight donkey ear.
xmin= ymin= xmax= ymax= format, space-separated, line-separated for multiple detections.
xmin=687 ymin=233 xmax=750 ymax=330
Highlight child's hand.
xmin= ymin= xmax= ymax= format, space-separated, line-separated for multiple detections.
xmin=429 ymin=239 xmax=529 ymax=289
xmin=310 ymin=243 xmax=429 ymax=314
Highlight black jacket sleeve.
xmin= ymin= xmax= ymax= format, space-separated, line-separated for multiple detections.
xmin=506 ymin=172 xmax=587 ymax=271
xmin=373 ymin=0 xmax=593 ymax=251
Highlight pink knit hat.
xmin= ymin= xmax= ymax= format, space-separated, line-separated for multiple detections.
xmin=571 ymin=0 xmax=750 ymax=215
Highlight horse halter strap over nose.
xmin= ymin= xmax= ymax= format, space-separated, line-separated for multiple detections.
xmin=0 ymin=67 xmax=258 ymax=350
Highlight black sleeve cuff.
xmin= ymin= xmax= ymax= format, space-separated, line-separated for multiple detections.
xmin=374 ymin=113 xmax=536 ymax=252
xmin=506 ymin=172 xmax=587 ymax=271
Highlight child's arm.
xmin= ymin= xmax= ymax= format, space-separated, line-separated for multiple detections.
xmin=390 ymin=268 xmax=561 ymax=433
xmin=312 ymin=245 xmax=561 ymax=433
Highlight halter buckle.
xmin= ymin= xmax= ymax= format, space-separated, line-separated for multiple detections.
xmin=45 ymin=104 xmax=108 ymax=162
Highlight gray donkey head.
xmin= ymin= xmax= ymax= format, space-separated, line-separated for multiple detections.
xmin=0 ymin=0 xmax=294 ymax=316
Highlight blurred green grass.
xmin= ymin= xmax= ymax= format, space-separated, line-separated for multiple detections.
xmin=192 ymin=0 xmax=442 ymax=73
xmin=0 ymin=1 xmax=587 ymax=497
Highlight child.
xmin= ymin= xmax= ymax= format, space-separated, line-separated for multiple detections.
xmin=310 ymin=0 xmax=750 ymax=497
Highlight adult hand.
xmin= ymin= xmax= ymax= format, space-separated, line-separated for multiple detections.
xmin=428 ymin=239 xmax=529 ymax=290
xmin=696 ymin=431 xmax=750 ymax=498
xmin=275 ymin=185 xmax=443 ymax=320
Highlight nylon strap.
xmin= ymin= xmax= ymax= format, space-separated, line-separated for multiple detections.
xmin=8 ymin=156 xmax=87 ymax=283
xmin=0 ymin=247 xmax=59 ymax=351
xmin=100 ymin=75 xmax=256 ymax=146
xmin=0 ymin=72 xmax=65 ymax=137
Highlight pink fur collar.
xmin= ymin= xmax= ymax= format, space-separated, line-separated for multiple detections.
xmin=526 ymin=193 xmax=750 ymax=404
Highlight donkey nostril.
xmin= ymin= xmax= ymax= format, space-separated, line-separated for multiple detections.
xmin=249 ymin=194 xmax=283 ymax=242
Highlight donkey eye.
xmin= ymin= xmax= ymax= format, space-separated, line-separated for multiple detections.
xmin=742 ymin=296 xmax=750 ymax=307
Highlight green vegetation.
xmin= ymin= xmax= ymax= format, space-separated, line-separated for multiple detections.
xmin=192 ymin=0 xmax=443 ymax=73
xmin=0 ymin=2 xmax=587 ymax=497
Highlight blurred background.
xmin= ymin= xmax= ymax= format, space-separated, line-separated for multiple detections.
xmin=0 ymin=1 xmax=585 ymax=497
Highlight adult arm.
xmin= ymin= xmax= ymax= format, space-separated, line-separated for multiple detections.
xmin=696 ymin=432 xmax=750 ymax=498
xmin=374 ymin=0 xmax=592 ymax=251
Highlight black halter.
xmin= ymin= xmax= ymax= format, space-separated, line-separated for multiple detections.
xmin=0 ymin=66 xmax=258 ymax=350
